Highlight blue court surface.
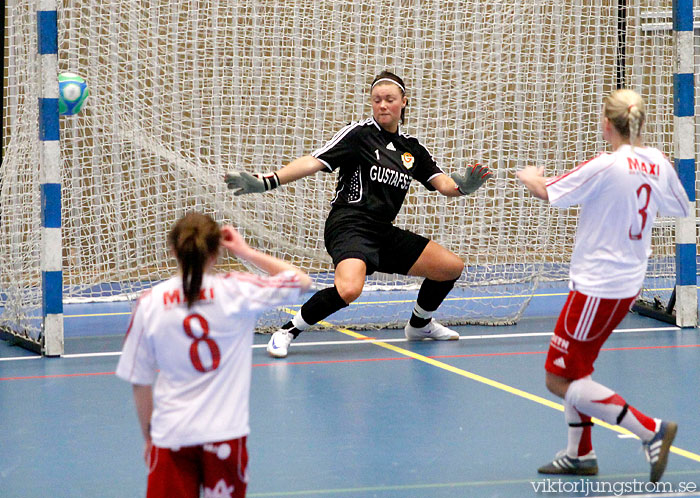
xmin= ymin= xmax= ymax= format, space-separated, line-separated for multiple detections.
xmin=1 ymin=289 xmax=700 ymax=497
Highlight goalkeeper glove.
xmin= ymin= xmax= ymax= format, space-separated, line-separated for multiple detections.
xmin=451 ymin=164 xmax=492 ymax=195
xmin=224 ymin=171 xmax=280 ymax=196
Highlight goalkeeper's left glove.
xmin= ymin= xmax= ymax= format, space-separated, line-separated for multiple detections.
xmin=451 ymin=164 xmax=492 ymax=195
xmin=224 ymin=171 xmax=280 ymax=196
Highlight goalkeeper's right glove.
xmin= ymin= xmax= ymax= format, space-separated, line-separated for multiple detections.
xmin=450 ymin=164 xmax=492 ymax=195
xmin=224 ymin=171 xmax=280 ymax=196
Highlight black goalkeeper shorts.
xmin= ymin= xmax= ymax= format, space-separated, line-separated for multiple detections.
xmin=323 ymin=207 xmax=430 ymax=276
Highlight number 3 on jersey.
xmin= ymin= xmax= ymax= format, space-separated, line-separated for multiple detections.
xmin=183 ymin=313 xmax=221 ymax=372
xmin=629 ymin=183 xmax=652 ymax=241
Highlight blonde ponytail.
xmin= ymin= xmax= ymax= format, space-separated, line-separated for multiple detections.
xmin=627 ymin=103 xmax=643 ymax=145
xmin=603 ymin=89 xmax=645 ymax=146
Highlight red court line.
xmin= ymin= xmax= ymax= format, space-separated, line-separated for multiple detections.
xmin=600 ymin=343 xmax=700 ymax=352
xmin=430 ymin=342 xmax=700 ymax=360
xmin=2 ymin=343 xmax=698 ymax=381
xmin=0 ymin=371 xmax=116 ymax=381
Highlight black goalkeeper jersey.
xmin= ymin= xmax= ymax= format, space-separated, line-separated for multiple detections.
xmin=311 ymin=117 xmax=444 ymax=223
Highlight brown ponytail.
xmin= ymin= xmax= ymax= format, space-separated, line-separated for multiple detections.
xmin=167 ymin=213 xmax=221 ymax=308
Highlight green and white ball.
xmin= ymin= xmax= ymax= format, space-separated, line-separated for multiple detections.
xmin=58 ymin=72 xmax=89 ymax=116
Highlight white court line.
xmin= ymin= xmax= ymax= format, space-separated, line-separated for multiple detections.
xmin=0 ymin=326 xmax=682 ymax=362
xmin=58 ymin=352 xmax=124 ymax=359
xmin=0 ymin=355 xmax=42 ymax=362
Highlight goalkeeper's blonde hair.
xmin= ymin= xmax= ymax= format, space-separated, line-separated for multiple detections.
xmin=603 ymin=89 xmax=645 ymax=145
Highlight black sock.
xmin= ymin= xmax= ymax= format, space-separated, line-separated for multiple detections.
xmin=279 ymin=320 xmax=297 ymax=335
xmin=284 ymin=286 xmax=348 ymax=338
xmin=409 ymin=277 xmax=458 ymax=328
xmin=409 ymin=314 xmax=432 ymax=329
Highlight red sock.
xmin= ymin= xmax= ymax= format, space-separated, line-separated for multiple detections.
xmin=565 ymin=376 xmax=659 ymax=442
xmin=565 ymin=402 xmax=593 ymax=457
xmin=593 ymin=394 xmax=658 ymax=441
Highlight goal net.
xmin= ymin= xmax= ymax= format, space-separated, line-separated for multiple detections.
xmin=1 ymin=0 xmax=689 ymax=349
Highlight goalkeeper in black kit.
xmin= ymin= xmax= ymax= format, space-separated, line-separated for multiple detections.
xmin=225 ymin=71 xmax=491 ymax=358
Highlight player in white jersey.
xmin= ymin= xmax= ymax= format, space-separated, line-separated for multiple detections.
xmin=116 ymin=212 xmax=311 ymax=498
xmin=517 ymin=89 xmax=689 ymax=483
xmin=224 ymin=71 xmax=492 ymax=358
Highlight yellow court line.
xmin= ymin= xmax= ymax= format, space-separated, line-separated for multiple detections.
xmin=65 ymin=312 xmax=131 ymax=318
xmin=363 ymin=287 xmax=673 ymax=306
xmin=64 ymin=292 xmax=547 ymax=317
xmin=280 ymin=308 xmax=700 ymax=464
xmin=64 ymin=287 xmax=674 ymax=317
xmin=357 ymin=292 xmax=565 ymax=305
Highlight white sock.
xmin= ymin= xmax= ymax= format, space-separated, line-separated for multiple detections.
xmin=291 ymin=312 xmax=311 ymax=331
xmin=565 ymin=401 xmax=593 ymax=458
xmin=412 ymin=303 xmax=433 ymax=320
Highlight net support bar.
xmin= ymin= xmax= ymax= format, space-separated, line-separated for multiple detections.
xmin=672 ymin=0 xmax=697 ymax=327
xmin=37 ymin=0 xmax=64 ymax=355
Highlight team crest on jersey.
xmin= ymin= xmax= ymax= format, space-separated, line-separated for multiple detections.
xmin=401 ymin=152 xmax=414 ymax=170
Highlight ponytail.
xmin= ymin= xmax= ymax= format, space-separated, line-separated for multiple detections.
xmin=178 ymin=234 xmax=208 ymax=308
xmin=603 ymin=89 xmax=645 ymax=145
xmin=627 ymin=104 xmax=643 ymax=145
xmin=168 ymin=213 xmax=221 ymax=308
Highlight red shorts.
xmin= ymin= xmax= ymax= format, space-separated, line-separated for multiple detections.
xmin=146 ymin=437 xmax=248 ymax=498
xmin=545 ymin=291 xmax=636 ymax=379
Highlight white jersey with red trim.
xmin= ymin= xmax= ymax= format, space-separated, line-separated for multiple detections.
xmin=116 ymin=270 xmax=304 ymax=448
xmin=546 ymin=145 xmax=689 ymax=298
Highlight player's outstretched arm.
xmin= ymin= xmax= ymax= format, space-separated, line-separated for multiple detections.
xmin=224 ymin=155 xmax=325 ymax=196
xmin=516 ymin=166 xmax=549 ymax=200
xmin=432 ymin=164 xmax=492 ymax=197
xmin=450 ymin=164 xmax=493 ymax=195
xmin=220 ymin=225 xmax=312 ymax=290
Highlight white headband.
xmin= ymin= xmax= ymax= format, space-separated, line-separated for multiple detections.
xmin=371 ymin=78 xmax=405 ymax=93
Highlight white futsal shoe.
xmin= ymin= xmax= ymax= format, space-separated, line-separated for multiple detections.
xmin=267 ymin=329 xmax=294 ymax=358
xmin=404 ymin=319 xmax=460 ymax=341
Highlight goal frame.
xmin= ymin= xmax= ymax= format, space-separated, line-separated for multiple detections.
xmin=0 ymin=0 xmax=63 ymax=356
xmin=2 ymin=0 xmax=696 ymax=357
xmin=631 ymin=0 xmax=697 ymax=327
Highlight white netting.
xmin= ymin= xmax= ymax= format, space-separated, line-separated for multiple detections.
xmin=2 ymin=0 xmax=686 ymax=343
